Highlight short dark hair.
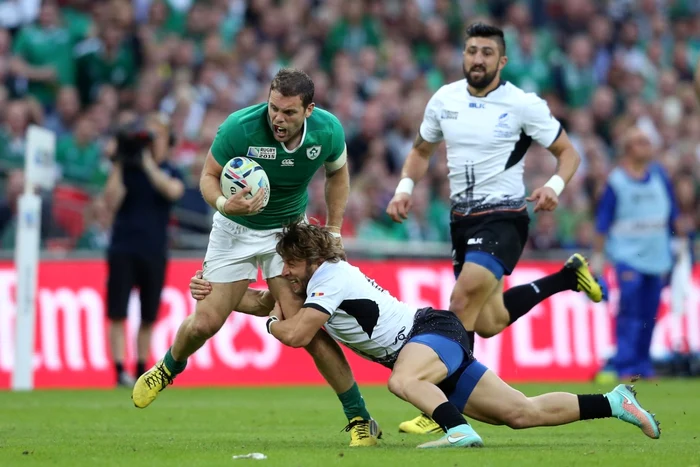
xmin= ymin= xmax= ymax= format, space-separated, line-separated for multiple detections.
xmin=269 ymin=68 xmax=315 ymax=108
xmin=465 ymin=22 xmax=506 ymax=55
xmin=276 ymin=221 xmax=345 ymax=265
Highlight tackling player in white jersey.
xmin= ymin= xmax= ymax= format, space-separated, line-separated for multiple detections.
xmin=386 ymin=23 xmax=606 ymax=434
xmin=193 ymin=222 xmax=660 ymax=448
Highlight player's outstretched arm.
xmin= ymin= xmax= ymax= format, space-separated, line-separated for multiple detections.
xmin=546 ymin=130 xmax=580 ymax=185
xmin=189 ymin=270 xmax=275 ymax=316
xmin=387 ymin=133 xmax=439 ymax=223
xmin=266 ymin=305 xmax=330 ymax=348
xmin=324 ymin=155 xmax=350 ymax=234
xmin=527 ymin=130 xmax=581 ymax=212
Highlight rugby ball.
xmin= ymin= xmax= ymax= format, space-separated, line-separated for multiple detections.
xmin=220 ymin=156 xmax=271 ymax=209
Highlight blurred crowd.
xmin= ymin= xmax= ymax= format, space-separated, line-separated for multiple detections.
xmin=0 ymin=0 xmax=698 ymax=253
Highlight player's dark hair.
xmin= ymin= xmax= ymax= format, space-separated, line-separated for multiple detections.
xmin=465 ymin=22 xmax=506 ymax=55
xmin=269 ymin=68 xmax=315 ymax=108
xmin=276 ymin=221 xmax=345 ymax=265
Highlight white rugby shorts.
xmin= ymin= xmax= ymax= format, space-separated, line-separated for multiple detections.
xmin=202 ymin=212 xmax=284 ymax=282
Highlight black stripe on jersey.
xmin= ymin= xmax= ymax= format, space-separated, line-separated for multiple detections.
xmin=303 ymin=303 xmax=332 ymax=315
xmin=504 ymin=130 xmax=533 ymax=171
xmin=551 ymin=124 xmax=563 ymax=146
xmin=339 ymin=299 xmax=380 ymax=338
xmin=465 ymin=161 xmax=475 ymax=202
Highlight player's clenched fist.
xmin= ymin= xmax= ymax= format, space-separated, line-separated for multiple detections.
xmin=190 ymin=270 xmax=211 ymax=300
xmin=386 ymin=192 xmax=412 ymax=223
xmin=526 ymin=186 xmax=559 ymax=212
xmin=222 ymin=186 xmax=267 ymax=216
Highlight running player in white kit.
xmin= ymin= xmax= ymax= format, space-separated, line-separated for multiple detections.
xmin=386 ymin=23 xmax=606 ymax=433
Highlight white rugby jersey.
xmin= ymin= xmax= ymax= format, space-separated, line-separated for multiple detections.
xmin=302 ymin=260 xmax=417 ymax=366
xmin=419 ymin=80 xmax=562 ymax=213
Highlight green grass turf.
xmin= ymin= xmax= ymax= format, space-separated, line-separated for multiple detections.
xmin=1 ymin=380 xmax=699 ymax=467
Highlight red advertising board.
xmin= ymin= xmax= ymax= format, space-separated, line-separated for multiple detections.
xmin=0 ymin=259 xmax=698 ymax=389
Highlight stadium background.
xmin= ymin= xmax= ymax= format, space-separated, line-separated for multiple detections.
xmin=0 ymin=0 xmax=699 ymax=388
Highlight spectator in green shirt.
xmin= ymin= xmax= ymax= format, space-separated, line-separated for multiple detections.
xmin=75 ymin=21 xmax=138 ymax=107
xmin=44 ymin=86 xmax=80 ymax=138
xmin=75 ymin=195 xmax=112 ymax=250
xmin=0 ymin=99 xmax=30 ymax=171
xmin=323 ymin=0 xmax=382 ymax=70
xmin=9 ymin=0 xmax=75 ymax=109
xmin=553 ymin=35 xmax=597 ymax=109
xmin=60 ymin=0 xmax=95 ymax=43
xmin=502 ymin=29 xmax=553 ymax=94
xmin=56 ymin=114 xmax=107 ymax=190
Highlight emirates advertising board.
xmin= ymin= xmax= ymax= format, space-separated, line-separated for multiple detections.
xmin=0 ymin=259 xmax=698 ymax=389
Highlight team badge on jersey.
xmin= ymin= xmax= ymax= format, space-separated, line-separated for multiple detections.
xmin=247 ymin=146 xmax=277 ymax=160
xmin=306 ymin=145 xmax=322 ymax=160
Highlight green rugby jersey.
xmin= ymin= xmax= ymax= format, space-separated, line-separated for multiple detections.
xmin=211 ymin=103 xmax=346 ymax=230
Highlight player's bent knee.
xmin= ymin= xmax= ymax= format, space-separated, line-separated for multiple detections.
xmin=387 ymin=373 xmax=410 ymax=401
xmin=448 ymin=287 xmax=483 ymax=316
xmin=474 ymin=312 xmax=509 ymax=338
xmin=501 ymin=396 xmax=535 ymax=430
xmin=189 ymin=309 xmax=226 ymax=341
xmin=475 ymin=328 xmax=497 ymax=339
xmin=450 ymin=272 xmax=492 ymax=316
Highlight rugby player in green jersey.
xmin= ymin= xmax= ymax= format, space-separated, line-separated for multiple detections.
xmin=132 ymin=69 xmax=380 ymax=446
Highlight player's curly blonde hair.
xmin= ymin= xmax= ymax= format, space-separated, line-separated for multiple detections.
xmin=276 ymin=221 xmax=346 ymax=265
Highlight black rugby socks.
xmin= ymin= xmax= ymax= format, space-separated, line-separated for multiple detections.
xmin=577 ymin=394 xmax=613 ymax=420
xmin=504 ymin=267 xmax=577 ymax=325
xmin=432 ymin=401 xmax=469 ymax=432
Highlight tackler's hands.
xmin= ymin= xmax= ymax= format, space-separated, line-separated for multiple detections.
xmin=526 ymin=186 xmax=559 ymax=213
xmin=386 ymin=192 xmax=412 ymax=223
xmin=269 ymin=301 xmax=284 ymax=321
xmin=190 ymin=270 xmax=212 ymax=301
xmin=221 ymin=186 xmax=267 ymax=216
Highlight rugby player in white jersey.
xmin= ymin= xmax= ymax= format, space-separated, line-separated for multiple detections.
xmin=386 ymin=22 xmax=606 ymax=434
xmin=192 ymin=222 xmax=660 ymax=448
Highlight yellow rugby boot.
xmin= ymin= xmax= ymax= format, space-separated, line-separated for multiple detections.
xmin=565 ymin=253 xmax=605 ymax=303
xmin=131 ymin=360 xmax=173 ymax=408
xmin=344 ymin=417 xmax=382 ymax=447
xmin=398 ymin=413 xmax=443 ymax=434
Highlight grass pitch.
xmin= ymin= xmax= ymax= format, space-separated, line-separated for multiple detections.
xmin=1 ymin=380 xmax=699 ymax=467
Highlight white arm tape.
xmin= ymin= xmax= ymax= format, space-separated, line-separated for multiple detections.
xmin=544 ymin=175 xmax=566 ymax=196
xmin=324 ymin=146 xmax=347 ymax=173
xmin=395 ymin=178 xmax=415 ymax=195
xmin=330 ymin=232 xmax=342 ymax=238
xmin=215 ymin=195 xmax=227 ymax=215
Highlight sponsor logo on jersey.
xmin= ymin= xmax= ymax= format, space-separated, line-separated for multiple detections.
xmin=495 ymin=112 xmax=512 ymax=136
xmin=467 ymin=238 xmax=483 ymax=245
xmin=306 ymin=145 xmax=322 ymax=160
xmin=247 ymin=146 xmax=277 ymax=160
xmin=469 ymin=102 xmax=485 ymax=109
xmin=440 ymin=110 xmax=459 ymax=120
xmin=310 ymin=292 xmax=324 ymax=297
xmin=281 ymin=159 xmax=294 ymax=167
